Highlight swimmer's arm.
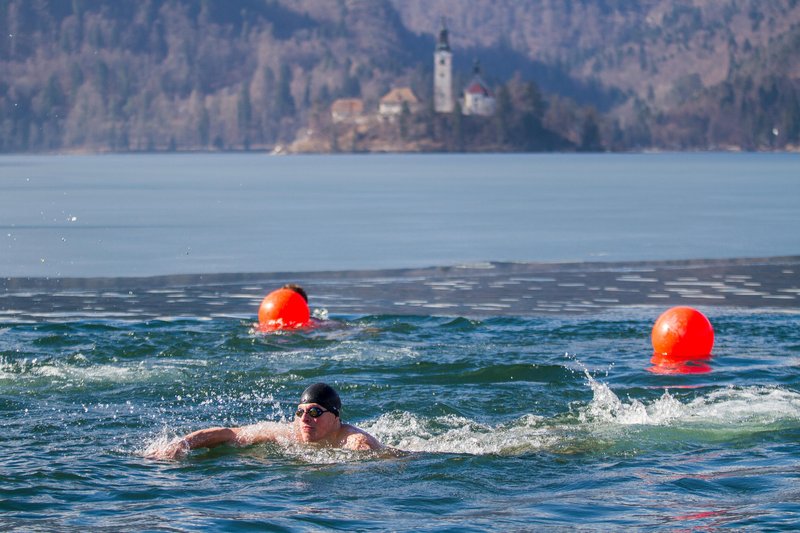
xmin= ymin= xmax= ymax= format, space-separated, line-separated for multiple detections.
xmin=233 ymin=421 xmax=291 ymax=446
xmin=149 ymin=423 xmax=289 ymax=460
xmin=148 ymin=427 xmax=239 ymax=460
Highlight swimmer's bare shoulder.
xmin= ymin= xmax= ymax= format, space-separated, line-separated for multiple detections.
xmin=337 ymin=423 xmax=382 ymax=451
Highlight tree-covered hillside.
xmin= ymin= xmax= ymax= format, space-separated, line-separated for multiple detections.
xmin=393 ymin=0 xmax=800 ymax=150
xmin=1 ymin=0 xmax=798 ymax=153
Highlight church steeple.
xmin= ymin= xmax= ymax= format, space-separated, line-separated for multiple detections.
xmin=434 ymin=18 xmax=454 ymax=113
xmin=436 ymin=19 xmax=451 ymax=52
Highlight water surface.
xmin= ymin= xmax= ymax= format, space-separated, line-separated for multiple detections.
xmin=1 ymin=152 xmax=798 ymax=278
xmin=2 ymin=304 xmax=798 ymax=530
xmin=1 ymin=153 xmax=798 ymax=529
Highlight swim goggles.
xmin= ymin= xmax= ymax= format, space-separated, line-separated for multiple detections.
xmin=295 ymin=406 xmax=331 ymax=418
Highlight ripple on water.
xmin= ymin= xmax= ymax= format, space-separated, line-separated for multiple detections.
xmin=1 ymin=302 xmax=799 ymax=528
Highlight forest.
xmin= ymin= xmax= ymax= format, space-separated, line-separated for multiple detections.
xmin=1 ymin=0 xmax=798 ymax=153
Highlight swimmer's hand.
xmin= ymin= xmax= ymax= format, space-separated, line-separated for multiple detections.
xmin=146 ymin=437 xmax=190 ymax=460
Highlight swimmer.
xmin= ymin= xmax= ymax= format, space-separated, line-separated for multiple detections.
xmin=257 ymin=283 xmax=314 ymax=331
xmin=281 ymin=283 xmax=308 ymax=303
xmin=147 ymin=383 xmax=382 ymax=460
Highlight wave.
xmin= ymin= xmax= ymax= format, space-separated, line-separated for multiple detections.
xmin=582 ymin=374 xmax=800 ymax=428
xmin=0 ymin=354 xmax=191 ymax=386
xmin=361 ymin=378 xmax=800 ymax=456
xmin=139 ymin=378 xmax=800 ymax=461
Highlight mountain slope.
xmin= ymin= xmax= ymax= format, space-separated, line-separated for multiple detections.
xmin=1 ymin=0 xmax=798 ymax=152
xmin=390 ymin=0 xmax=800 ymax=148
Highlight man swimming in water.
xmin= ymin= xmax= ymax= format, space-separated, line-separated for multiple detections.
xmin=281 ymin=283 xmax=308 ymax=303
xmin=148 ymin=383 xmax=382 ymax=460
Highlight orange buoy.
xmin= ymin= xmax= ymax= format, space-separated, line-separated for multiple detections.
xmin=257 ymin=288 xmax=310 ymax=331
xmin=650 ymin=306 xmax=714 ymax=365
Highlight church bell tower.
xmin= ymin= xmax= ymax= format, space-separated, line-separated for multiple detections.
xmin=434 ymin=21 xmax=454 ymax=113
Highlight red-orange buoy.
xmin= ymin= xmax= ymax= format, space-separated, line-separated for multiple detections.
xmin=257 ymin=288 xmax=310 ymax=331
xmin=651 ymin=306 xmax=714 ymax=365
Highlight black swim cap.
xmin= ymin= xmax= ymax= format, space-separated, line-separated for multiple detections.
xmin=299 ymin=383 xmax=341 ymax=417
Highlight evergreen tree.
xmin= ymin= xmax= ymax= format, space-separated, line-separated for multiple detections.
xmin=237 ymin=81 xmax=252 ymax=146
xmin=275 ymin=64 xmax=295 ymax=119
xmin=451 ymin=101 xmax=464 ymax=151
xmin=198 ymin=106 xmax=210 ymax=147
xmin=399 ymin=101 xmax=410 ymax=140
xmin=494 ymin=85 xmax=512 ymax=145
xmin=579 ymin=108 xmax=603 ymax=151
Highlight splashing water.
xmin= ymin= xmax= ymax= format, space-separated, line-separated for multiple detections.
xmin=2 ymin=310 xmax=800 ymax=529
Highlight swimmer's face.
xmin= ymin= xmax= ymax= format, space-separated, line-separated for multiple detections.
xmin=294 ymin=403 xmax=338 ymax=443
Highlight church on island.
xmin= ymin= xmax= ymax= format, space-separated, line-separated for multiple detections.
xmin=325 ymin=21 xmax=496 ymax=142
xmin=329 ymin=22 xmax=494 ymax=124
xmin=434 ymin=23 xmax=495 ymax=116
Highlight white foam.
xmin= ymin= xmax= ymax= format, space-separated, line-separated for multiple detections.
xmin=216 ymin=292 xmax=259 ymax=299
xmin=141 ymin=428 xmax=181 ymax=459
xmin=311 ymin=308 xmax=329 ymax=320
xmin=0 ymin=356 xmax=187 ymax=385
xmin=617 ymin=276 xmax=659 ymax=283
xmin=455 ymin=262 xmax=495 ymax=270
xmin=365 ymin=412 xmax=556 ymax=455
xmin=686 ymin=386 xmax=800 ymax=425
xmin=367 ymin=379 xmax=800 ymax=456
xmin=582 ymin=373 xmax=800 ymax=429
xmin=582 ymin=378 xmax=684 ymax=425
xmin=327 ymin=345 xmax=418 ymax=363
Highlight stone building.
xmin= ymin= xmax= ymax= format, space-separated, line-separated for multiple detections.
xmin=330 ymin=98 xmax=365 ymax=123
xmin=379 ymin=87 xmax=421 ymax=117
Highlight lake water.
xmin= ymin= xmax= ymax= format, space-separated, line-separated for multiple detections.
xmin=1 ymin=153 xmax=799 ymax=530
xmin=1 ymin=152 xmax=798 ymax=278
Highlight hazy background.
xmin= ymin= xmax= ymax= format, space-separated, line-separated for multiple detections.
xmin=2 ymin=0 xmax=799 ymax=154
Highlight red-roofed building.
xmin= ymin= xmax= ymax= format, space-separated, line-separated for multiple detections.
xmin=462 ymin=61 xmax=495 ymax=116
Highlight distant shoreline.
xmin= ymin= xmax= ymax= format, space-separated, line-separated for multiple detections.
xmin=2 ymin=147 xmax=800 ymax=156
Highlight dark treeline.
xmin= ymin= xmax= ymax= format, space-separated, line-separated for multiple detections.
xmin=1 ymin=0 xmax=322 ymax=152
xmin=1 ymin=0 xmax=798 ymax=153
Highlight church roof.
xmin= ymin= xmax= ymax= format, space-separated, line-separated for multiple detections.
xmin=464 ymin=60 xmax=492 ymax=97
xmin=465 ymin=80 xmax=491 ymax=96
